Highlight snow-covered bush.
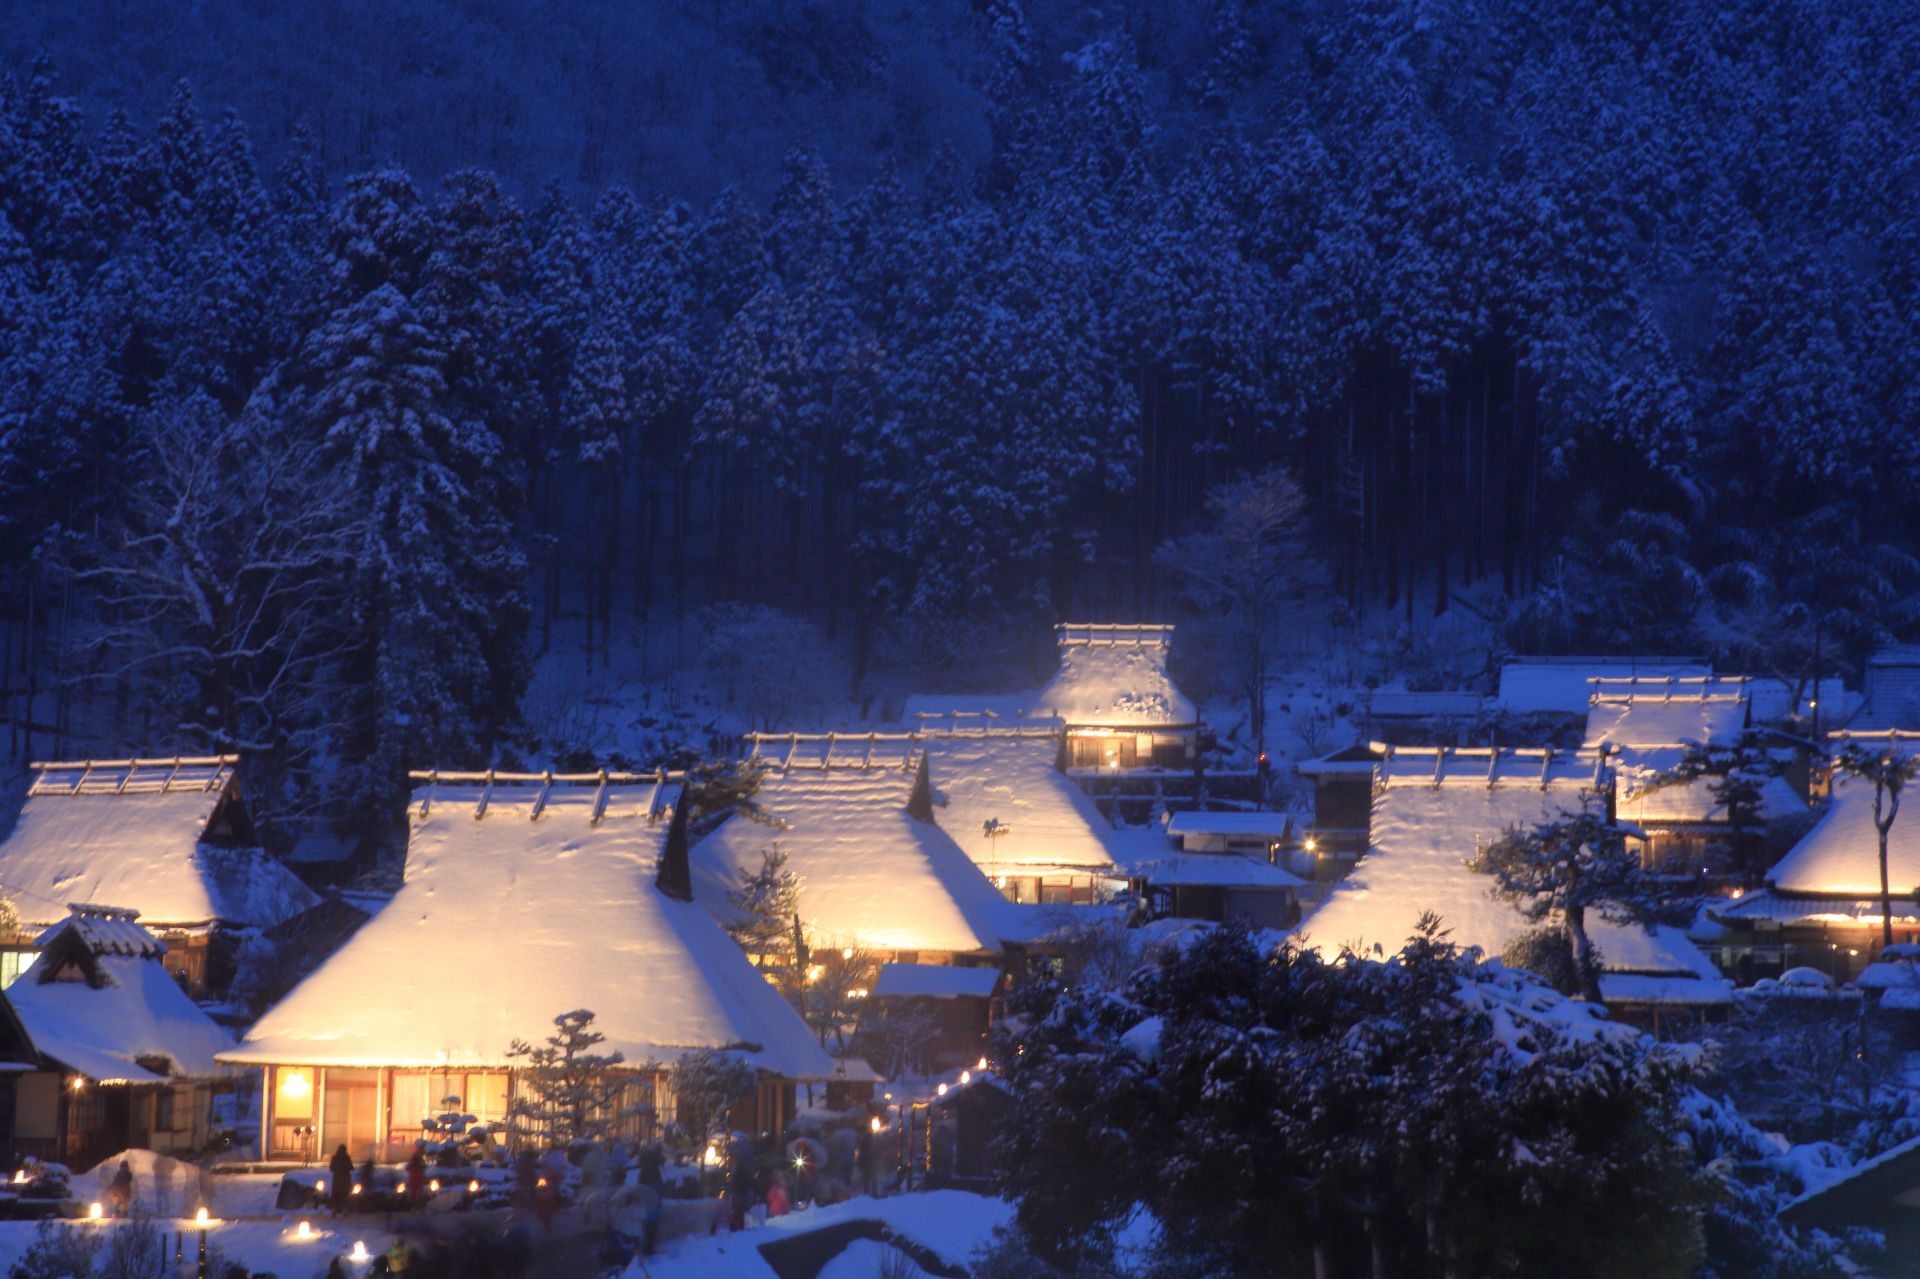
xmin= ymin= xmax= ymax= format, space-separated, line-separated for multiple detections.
xmin=992 ymin=917 xmax=1867 ymax=1277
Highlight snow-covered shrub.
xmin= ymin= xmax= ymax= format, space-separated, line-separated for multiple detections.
xmin=990 ymin=918 xmax=1789 ymax=1276
xmin=6 ymin=1221 xmax=101 ymax=1279
xmin=666 ymin=1048 xmax=756 ymax=1155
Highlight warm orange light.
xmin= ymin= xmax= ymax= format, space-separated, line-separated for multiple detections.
xmin=428 ymin=1179 xmax=440 ymax=1194
xmin=194 ymin=1207 xmax=211 ymax=1227
xmin=350 ymin=1241 xmax=369 ymax=1263
xmin=960 ymin=1070 xmax=971 ymax=1084
xmin=350 ymin=1184 xmax=362 ymax=1197
xmin=69 ymin=1077 xmax=85 ymax=1093
xmin=295 ymin=1221 xmax=312 ymax=1240
xmin=315 ymin=1179 xmax=326 ymax=1195
xmin=936 ymin=1083 xmax=948 ymax=1096
xmin=976 ymin=1057 xmax=988 ymax=1071
xmin=87 ymin=1202 xmax=102 ymax=1221
xmin=869 ymin=1116 xmax=883 ymax=1133
xmin=537 ymin=1177 xmax=547 ymax=1189
xmin=468 ymin=1179 xmax=480 ymax=1194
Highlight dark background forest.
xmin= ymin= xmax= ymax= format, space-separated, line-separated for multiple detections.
xmin=2 ymin=0 xmax=1917 ymax=853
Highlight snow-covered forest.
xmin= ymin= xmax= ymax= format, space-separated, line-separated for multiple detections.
xmin=2 ymin=0 xmax=1917 ymax=852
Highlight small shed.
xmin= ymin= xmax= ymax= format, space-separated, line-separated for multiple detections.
xmin=929 ymin=1073 xmax=1011 ymax=1187
xmin=869 ymin=965 xmax=1002 ymax=1074
xmin=0 ymin=906 xmax=233 ymax=1169
xmin=1780 ymin=1133 xmax=1920 ymax=1268
xmin=1120 ymin=851 xmax=1305 ymax=930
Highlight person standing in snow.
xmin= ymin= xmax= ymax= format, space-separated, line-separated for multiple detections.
xmin=405 ymin=1143 xmax=428 ymax=1209
xmin=328 ymin=1145 xmax=354 ymax=1216
xmin=105 ymin=1160 xmax=133 ymax=1217
xmin=856 ymin=1123 xmax=881 ymax=1198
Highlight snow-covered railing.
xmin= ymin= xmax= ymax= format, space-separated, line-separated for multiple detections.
xmin=1055 ymin=622 xmax=1175 ymax=649
xmin=744 ymin=731 xmax=923 ymax=772
xmin=1828 ymin=729 xmax=1920 ymax=744
xmin=1586 ymin=675 xmax=1749 ymax=705
xmin=27 ymin=756 xmax=239 ymax=798
xmin=1373 ymin=745 xmax=1610 ymax=792
xmin=406 ymin=768 xmax=684 ymax=824
xmin=908 ymin=712 xmax=1061 ymax=740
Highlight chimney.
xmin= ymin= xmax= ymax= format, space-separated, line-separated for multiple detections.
xmin=655 ymin=795 xmax=694 ymax=901
xmin=906 ymin=752 xmax=934 ymax=822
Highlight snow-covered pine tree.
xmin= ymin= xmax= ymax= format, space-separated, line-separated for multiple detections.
xmin=1830 ymin=740 xmax=1920 ymax=949
xmin=725 ymin=846 xmax=801 ymax=965
xmin=1469 ymin=798 xmax=1688 ymax=1001
xmin=506 ymin=1010 xmax=640 ymax=1151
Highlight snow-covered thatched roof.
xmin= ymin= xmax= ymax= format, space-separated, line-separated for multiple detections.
xmin=222 ymin=773 xmax=835 ymax=1079
xmin=694 ymin=744 xmax=1025 ymax=954
xmin=1034 ymin=624 xmax=1197 ymax=727
xmin=1496 ymin=658 xmax=1709 ymax=716
xmin=4 ymin=907 xmax=231 ymax=1083
xmin=1120 ymin=853 xmax=1305 ymax=889
xmin=1763 ymin=769 xmax=1920 ymax=900
xmin=1583 ymin=680 xmax=1750 ymax=749
xmin=0 ymin=758 xmax=315 ymax=931
xmin=918 ymin=730 xmax=1119 ymax=875
xmin=1292 ymin=747 xmax=1728 ymax=1005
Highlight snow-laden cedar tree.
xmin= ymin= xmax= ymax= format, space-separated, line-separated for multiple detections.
xmin=992 ymin=921 xmax=1710 ymax=1278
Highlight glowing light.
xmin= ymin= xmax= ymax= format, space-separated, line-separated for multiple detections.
xmin=841 ymin=948 xmax=853 ymax=960
xmin=883 ymin=1092 xmax=892 ymax=1101
xmin=537 ymin=1177 xmax=547 ymax=1189
xmin=428 ymin=1179 xmax=440 ymax=1194
xmin=936 ymin=1083 xmax=948 ymax=1096
xmin=295 ymin=1221 xmax=312 ymax=1240
xmin=69 ymin=1077 xmax=85 ymax=1093
xmin=1304 ymin=837 xmax=1318 ymax=853
xmin=848 ymin=987 xmax=868 ymax=999
xmin=315 ymin=1179 xmax=326 ymax=1195
xmin=350 ymin=1184 xmax=362 ymax=1197
xmin=976 ymin=1056 xmax=988 ymax=1071
xmin=350 ymin=1241 xmax=369 ymax=1263
xmin=280 ymin=1070 xmax=311 ymax=1098
xmin=195 ymin=1207 xmax=210 ymax=1227
xmin=11 ymin=1171 xmax=23 ymax=1185
xmin=88 ymin=1202 xmax=102 ymax=1221
xmin=702 ymin=1144 xmax=720 ymax=1167
xmin=805 ymin=964 xmax=825 ymax=983
xmin=960 ymin=1070 xmax=971 ymax=1084
xmin=793 ymin=1155 xmax=807 ymax=1171
xmin=468 ymin=1180 xmax=480 ymax=1194
xmin=870 ymin=1116 xmax=883 ymax=1134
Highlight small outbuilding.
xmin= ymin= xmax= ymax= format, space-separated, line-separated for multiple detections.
xmin=0 ymin=905 xmax=233 ymax=1170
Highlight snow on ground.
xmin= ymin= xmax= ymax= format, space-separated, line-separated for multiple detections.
xmin=635 ymin=1190 xmax=1012 ymax=1279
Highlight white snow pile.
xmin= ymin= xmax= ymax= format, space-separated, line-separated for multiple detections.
xmin=224 ymin=778 xmax=834 ymax=1078
xmin=0 ymin=759 xmax=314 ymax=930
xmin=1294 ymin=747 xmax=1730 ymax=1006
xmin=694 ymin=762 xmax=1026 ymax=954
xmin=633 ymin=1189 xmax=1013 ymax=1279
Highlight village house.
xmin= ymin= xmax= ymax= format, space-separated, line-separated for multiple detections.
xmin=695 ymin=734 xmax=1033 ymax=966
xmin=868 ymin=964 xmax=1002 ymax=1075
xmin=1588 ymin=677 xmax=1809 ymax=879
xmin=220 ymin=771 xmax=835 ymax=1162
xmin=0 ymin=758 xmax=316 ymax=996
xmin=914 ymin=725 xmax=1124 ymax=906
xmin=1116 ymin=843 xmax=1305 ymax=930
xmin=1708 ymin=730 xmax=1920 ymax=983
xmin=0 ymin=906 xmax=233 ymax=1170
xmin=1493 ymin=656 xmax=1711 ymax=744
xmin=1293 ymin=746 xmax=1732 ymax=1022
xmin=1038 ymin=624 xmax=1201 ymax=772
